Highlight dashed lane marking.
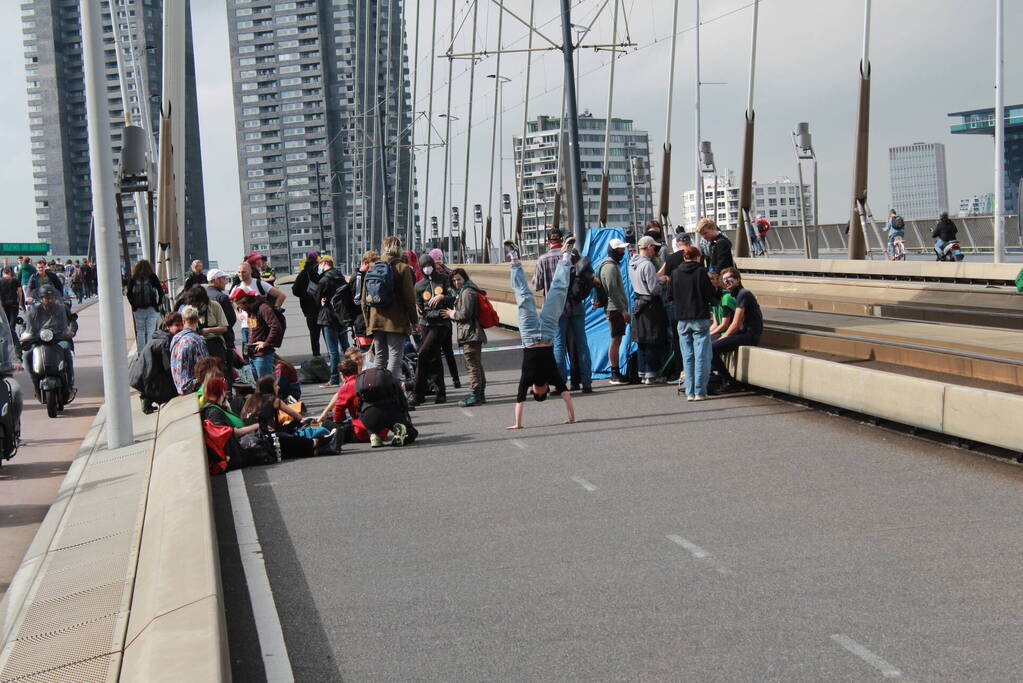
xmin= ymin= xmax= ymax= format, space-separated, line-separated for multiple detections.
xmin=510 ymin=439 xmax=528 ymax=450
xmin=830 ymin=634 xmax=906 ymax=679
xmin=666 ymin=535 xmax=734 ymax=576
xmin=570 ymin=476 xmax=598 ymax=492
xmin=461 ymin=408 xmax=473 ymax=417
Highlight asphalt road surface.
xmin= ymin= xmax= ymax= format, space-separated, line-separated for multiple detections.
xmin=217 ymin=301 xmax=1023 ymax=682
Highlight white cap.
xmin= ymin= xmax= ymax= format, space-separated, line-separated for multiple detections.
xmin=608 ymin=238 xmax=629 ymax=250
xmin=207 ymin=268 xmax=228 ymax=280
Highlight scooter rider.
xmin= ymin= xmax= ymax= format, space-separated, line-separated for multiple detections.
xmin=22 ymin=284 xmax=76 ymax=391
xmin=931 ymin=212 xmax=958 ymax=255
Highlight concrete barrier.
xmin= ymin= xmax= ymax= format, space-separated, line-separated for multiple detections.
xmin=732 ymin=346 xmax=1023 ymax=453
xmin=0 ymin=394 xmax=227 ymax=681
xmin=734 ymin=257 xmax=1021 ymax=285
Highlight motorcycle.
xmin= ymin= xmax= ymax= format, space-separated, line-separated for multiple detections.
xmin=0 ymin=376 xmax=20 ymax=465
xmin=935 ymin=240 xmax=965 ymax=262
xmin=21 ymin=329 xmax=74 ymax=418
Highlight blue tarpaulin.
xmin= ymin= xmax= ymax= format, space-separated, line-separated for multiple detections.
xmin=580 ymin=227 xmax=636 ymax=379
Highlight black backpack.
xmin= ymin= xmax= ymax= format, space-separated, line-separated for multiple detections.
xmin=130 ymin=277 xmax=159 ymax=309
xmin=568 ymin=257 xmax=595 ymax=304
xmin=355 ymin=366 xmax=399 ymax=405
xmin=329 ymin=278 xmax=356 ymax=326
xmin=591 ymin=260 xmax=615 ymax=308
xmin=893 ymin=215 xmax=905 ymax=230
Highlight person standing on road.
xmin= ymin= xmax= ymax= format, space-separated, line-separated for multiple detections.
xmin=18 ymin=257 xmax=34 ymax=307
xmin=169 ymin=305 xmax=209 ymax=394
xmin=442 ymin=267 xmax=488 ymax=407
xmin=427 ymin=248 xmax=461 ymax=389
xmin=629 ymin=236 xmax=668 ymax=385
xmin=311 ymin=256 xmax=352 ymax=387
xmin=598 ymin=238 xmax=631 ymax=385
xmin=671 ymin=246 xmax=717 ymax=401
xmin=232 ymin=291 xmax=284 ymax=381
xmin=408 ymin=253 xmax=449 ymax=406
xmin=292 ymin=251 xmax=323 ymax=358
xmin=697 ymin=218 xmax=734 ymax=274
xmin=183 ymin=260 xmax=207 ymax=290
xmin=0 ymin=268 xmax=21 ymax=333
xmin=126 ymin=259 xmax=165 ymax=354
xmin=257 ymin=254 xmax=277 ymax=286
xmin=232 ymin=261 xmax=285 ymax=353
xmin=504 ymin=240 xmax=577 ymax=430
xmin=886 ymin=209 xmax=906 ymax=259
xmin=203 ymin=269 xmax=237 ymax=352
xmin=710 ymin=268 xmax=763 ymax=394
xmin=362 ymin=236 xmax=417 ymax=379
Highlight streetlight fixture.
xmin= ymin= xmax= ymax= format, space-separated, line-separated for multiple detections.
xmin=792 ymin=122 xmax=820 ymax=258
xmin=473 ymin=204 xmax=483 ymax=262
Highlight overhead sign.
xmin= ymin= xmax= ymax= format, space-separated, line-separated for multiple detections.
xmin=0 ymin=243 xmax=49 ymax=255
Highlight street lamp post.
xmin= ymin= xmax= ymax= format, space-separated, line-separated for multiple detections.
xmin=699 ymin=141 xmax=716 ymax=233
xmin=473 ymin=204 xmax=483 ymax=262
xmin=793 ymin=122 xmax=819 ymax=258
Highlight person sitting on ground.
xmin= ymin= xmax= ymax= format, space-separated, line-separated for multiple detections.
xmin=440 ymin=267 xmax=487 ymax=407
xmin=241 ymin=374 xmax=327 ymax=457
xmin=503 ymin=240 xmax=577 ymax=430
xmin=273 ymin=354 xmax=301 ymax=401
xmin=354 ymin=364 xmax=417 ymax=447
xmin=201 ymin=376 xmax=265 ymax=470
xmin=170 ymin=305 xmax=209 ymax=395
xmin=315 ymin=347 xmax=366 ymax=425
xmin=707 ymin=271 xmax=736 ymax=339
xmin=327 ymin=358 xmax=379 ymax=444
xmin=710 ymin=268 xmax=763 ymax=394
xmin=194 ymin=356 xmax=228 ymax=407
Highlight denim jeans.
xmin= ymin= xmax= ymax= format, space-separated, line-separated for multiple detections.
xmin=372 ymin=331 xmax=407 ymax=378
xmin=510 ymin=258 xmax=570 ymax=346
xmin=637 ymin=343 xmax=663 ymax=378
xmin=711 ymin=332 xmax=759 ymax=381
xmin=678 ymin=318 xmax=712 ymax=397
xmin=133 ymin=307 xmax=160 ymax=354
xmin=250 ymin=353 xmax=274 ymax=381
xmin=554 ymin=311 xmax=592 ymax=388
xmin=321 ymin=324 xmax=349 ymax=383
xmin=887 ymin=230 xmax=905 ymax=257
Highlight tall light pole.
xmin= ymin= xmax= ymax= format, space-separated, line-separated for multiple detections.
xmin=488 ymin=75 xmax=511 ymax=247
xmin=82 ymin=0 xmax=133 ymax=448
xmin=848 ymin=0 xmax=872 ymax=259
xmin=735 ymin=0 xmax=760 ymax=258
xmin=559 ymin=0 xmax=587 ymax=248
xmin=793 ymin=122 xmax=819 ymax=258
xmin=994 ymin=0 xmax=1005 ymax=263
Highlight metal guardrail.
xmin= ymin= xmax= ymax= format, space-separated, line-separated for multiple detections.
xmin=720 ymin=214 xmax=1022 ymax=257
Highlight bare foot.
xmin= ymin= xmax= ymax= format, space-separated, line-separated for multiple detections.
xmin=563 ymin=418 xmax=577 ymax=424
xmin=506 ymin=425 xmax=523 ymax=430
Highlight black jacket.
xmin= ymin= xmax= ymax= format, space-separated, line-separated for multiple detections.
xmin=931 ymin=217 xmax=958 ymax=242
xmin=312 ymin=268 xmax=350 ymax=327
xmin=183 ymin=271 xmax=207 ymax=290
xmin=670 ymin=261 xmax=717 ymax=321
xmin=414 ymin=260 xmax=451 ymax=328
xmin=140 ymin=328 xmax=178 ymax=404
xmin=125 ymin=274 xmax=164 ymax=311
xmin=292 ymin=264 xmax=321 ymax=316
xmin=704 ymin=234 xmax=735 ymax=273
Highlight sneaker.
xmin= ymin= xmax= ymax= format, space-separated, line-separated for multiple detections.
xmin=503 ymin=240 xmax=520 ymax=261
xmin=581 ymin=386 xmax=594 ymax=394
xmin=391 ymin=422 xmax=408 ymax=447
xmin=641 ymin=377 xmax=652 ymax=385
xmin=609 ymin=370 xmax=626 ymax=385
xmin=459 ymin=392 xmax=481 ymax=407
xmin=693 ymin=395 xmax=707 ymax=401
xmin=370 ymin=434 xmax=385 ymax=448
xmin=564 ymin=235 xmax=576 ymax=252
xmin=407 ymin=393 xmax=423 ymax=407
xmin=686 ymin=395 xmax=695 ymax=402
xmin=320 ymin=380 xmax=340 ymax=388
xmin=434 ymin=395 xmax=447 ymax=405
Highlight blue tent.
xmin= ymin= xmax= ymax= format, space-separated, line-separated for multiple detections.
xmin=580 ymin=226 xmax=636 ymax=379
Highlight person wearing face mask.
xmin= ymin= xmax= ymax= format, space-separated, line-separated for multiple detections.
xmin=408 ymin=254 xmax=450 ymax=406
xmin=427 ymin=248 xmax=460 ymax=389
xmin=598 ymin=238 xmax=631 ymax=384
xmin=291 ymin=251 xmax=323 ymax=358
xmin=710 ymin=268 xmax=762 ymax=395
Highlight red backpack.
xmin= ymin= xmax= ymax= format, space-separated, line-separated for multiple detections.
xmin=477 ymin=293 xmax=499 ymax=329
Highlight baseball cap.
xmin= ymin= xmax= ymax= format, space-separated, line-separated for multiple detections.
xmin=608 ymin=238 xmax=629 ymax=250
xmin=675 ymin=232 xmax=692 ymax=244
xmin=637 ymin=235 xmax=657 ymax=249
xmin=245 ymin=252 xmax=262 ymax=264
xmin=306 ymin=250 xmax=320 ymax=262
xmin=229 ymin=287 xmax=255 ymax=301
xmin=207 ymin=268 xmax=228 ymax=280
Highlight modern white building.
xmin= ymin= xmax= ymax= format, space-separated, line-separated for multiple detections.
xmin=959 ymin=192 xmax=994 ymax=216
xmin=513 ymin=113 xmax=653 ymax=258
xmin=889 ymin=142 xmax=949 ymax=220
xmin=681 ymin=169 xmax=814 ymax=234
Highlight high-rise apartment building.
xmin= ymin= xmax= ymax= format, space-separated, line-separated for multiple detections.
xmin=513 ymin=114 xmax=653 ymax=258
xmin=681 ymin=169 xmax=814 ymax=234
xmin=21 ymin=0 xmax=207 ymax=263
xmin=888 ymin=142 xmax=949 ymax=220
xmin=950 ymin=105 xmax=1023 ymax=215
xmin=227 ymin=0 xmax=415 ymax=273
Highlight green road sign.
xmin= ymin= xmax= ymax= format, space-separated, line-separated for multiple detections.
xmin=0 ymin=243 xmax=49 ymax=255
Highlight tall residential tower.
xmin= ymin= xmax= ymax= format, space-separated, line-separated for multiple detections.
xmin=888 ymin=142 xmax=949 ymax=220
xmin=227 ymin=0 xmax=415 ymax=273
xmin=21 ymin=0 xmax=207 ymax=263
xmin=949 ymin=105 xmax=1023 ymax=215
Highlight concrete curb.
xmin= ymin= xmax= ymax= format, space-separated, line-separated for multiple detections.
xmin=121 ymin=395 xmax=229 ymax=682
xmin=732 ymin=346 xmax=1023 ymax=453
xmin=734 ymin=257 xmax=1021 ymax=284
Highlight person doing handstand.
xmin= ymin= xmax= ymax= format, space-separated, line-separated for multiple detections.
xmin=503 ymin=240 xmax=577 ymax=430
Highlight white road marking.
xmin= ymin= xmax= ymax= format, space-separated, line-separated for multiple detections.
xmin=228 ymin=470 xmax=295 ymax=683
xmin=510 ymin=438 xmax=527 ymax=450
xmin=461 ymin=408 xmax=473 ymax=417
xmin=830 ymin=634 xmax=904 ymax=679
xmin=666 ymin=535 xmax=734 ymax=576
xmin=570 ymin=476 xmax=598 ymax=492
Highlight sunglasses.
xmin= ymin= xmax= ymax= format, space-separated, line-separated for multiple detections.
xmin=722 ymin=278 xmax=737 ymax=285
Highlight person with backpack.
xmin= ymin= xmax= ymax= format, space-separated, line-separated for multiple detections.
xmin=292 ymin=251 xmax=323 ymax=358
xmin=426 ymin=248 xmax=461 ymax=389
xmin=886 ymin=209 xmax=906 ymax=259
xmin=231 ymin=290 xmax=284 ymax=381
xmin=361 ymin=236 xmax=417 ymax=379
xmin=440 ymin=267 xmax=490 ymax=407
xmin=503 ymin=240 xmax=578 ymax=430
xmin=629 ymin=236 xmax=668 ymax=385
xmin=407 ymin=254 xmax=451 ymax=406
xmin=356 ymin=364 xmax=417 ymax=447
xmin=133 ymin=312 xmax=183 ymax=413
xmin=597 ymin=238 xmax=631 ymax=385
xmin=311 ymin=256 xmax=352 ymax=386
xmin=126 ymin=259 xmax=165 ymax=354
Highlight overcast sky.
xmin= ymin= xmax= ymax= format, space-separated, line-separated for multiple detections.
xmin=0 ymin=0 xmax=1019 ymax=266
